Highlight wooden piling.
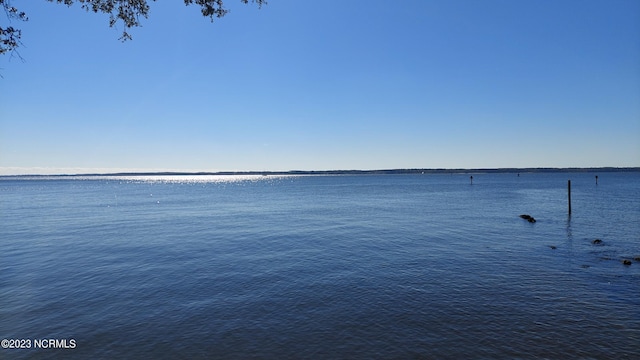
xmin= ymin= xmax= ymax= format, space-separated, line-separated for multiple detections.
xmin=595 ymin=175 xmax=598 ymax=185
xmin=470 ymin=175 xmax=473 ymax=185
xmin=568 ymin=180 xmax=572 ymax=215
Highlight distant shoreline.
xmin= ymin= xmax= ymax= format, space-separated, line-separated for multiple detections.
xmin=1 ymin=167 xmax=638 ymax=178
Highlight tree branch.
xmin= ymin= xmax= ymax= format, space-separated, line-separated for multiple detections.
xmin=1 ymin=0 xmax=267 ymax=56
xmin=1 ymin=0 xmax=28 ymax=56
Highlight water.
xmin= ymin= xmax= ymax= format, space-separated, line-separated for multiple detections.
xmin=1 ymin=172 xmax=639 ymax=359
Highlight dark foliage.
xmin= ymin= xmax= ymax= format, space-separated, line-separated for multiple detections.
xmin=1 ymin=0 xmax=265 ymax=55
xmin=1 ymin=0 xmax=28 ymax=56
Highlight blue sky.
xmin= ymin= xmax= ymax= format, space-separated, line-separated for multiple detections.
xmin=1 ymin=0 xmax=639 ymax=174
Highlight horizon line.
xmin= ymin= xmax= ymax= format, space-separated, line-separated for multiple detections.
xmin=1 ymin=166 xmax=639 ymax=177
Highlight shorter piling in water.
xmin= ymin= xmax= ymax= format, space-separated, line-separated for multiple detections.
xmin=470 ymin=175 xmax=473 ymax=185
xmin=595 ymin=175 xmax=598 ymax=185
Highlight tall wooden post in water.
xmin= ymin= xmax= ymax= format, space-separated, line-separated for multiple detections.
xmin=568 ymin=180 xmax=572 ymax=215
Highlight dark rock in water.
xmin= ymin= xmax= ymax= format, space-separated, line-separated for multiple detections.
xmin=519 ymin=214 xmax=536 ymax=223
xmin=634 ymin=256 xmax=640 ymax=262
xmin=581 ymin=264 xmax=590 ymax=269
xmin=622 ymin=259 xmax=632 ymax=266
xmin=549 ymin=245 xmax=557 ymax=250
xmin=591 ymin=239 xmax=603 ymax=245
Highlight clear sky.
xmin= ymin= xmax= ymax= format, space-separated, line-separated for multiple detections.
xmin=1 ymin=0 xmax=639 ymax=174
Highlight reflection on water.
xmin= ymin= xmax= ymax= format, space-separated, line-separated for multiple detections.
xmin=0 ymin=174 xmax=299 ymax=184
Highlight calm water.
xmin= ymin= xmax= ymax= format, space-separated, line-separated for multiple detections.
xmin=1 ymin=172 xmax=639 ymax=359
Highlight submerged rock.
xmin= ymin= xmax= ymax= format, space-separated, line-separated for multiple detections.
xmin=622 ymin=259 xmax=632 ymax=266
xmin=549 ymin=245 xmax=557 ymax=250
xmin=591 ymin=239 xmax=603 ymax=245
xmin=519 ymin=214 xmax=536 ymax=223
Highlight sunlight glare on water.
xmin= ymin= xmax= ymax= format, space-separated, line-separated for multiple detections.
xmin=56 ymin=174 xmax=299 ymax=184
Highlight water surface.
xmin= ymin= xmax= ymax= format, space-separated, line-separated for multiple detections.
xmin=1 ymin=172 xmax=639 ymax=359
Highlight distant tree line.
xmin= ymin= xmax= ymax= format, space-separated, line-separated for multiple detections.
xmin=1 ymin=0 xmax=266 ymax=57
xmin=13 ymin=167 xmax=636 ymax=178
